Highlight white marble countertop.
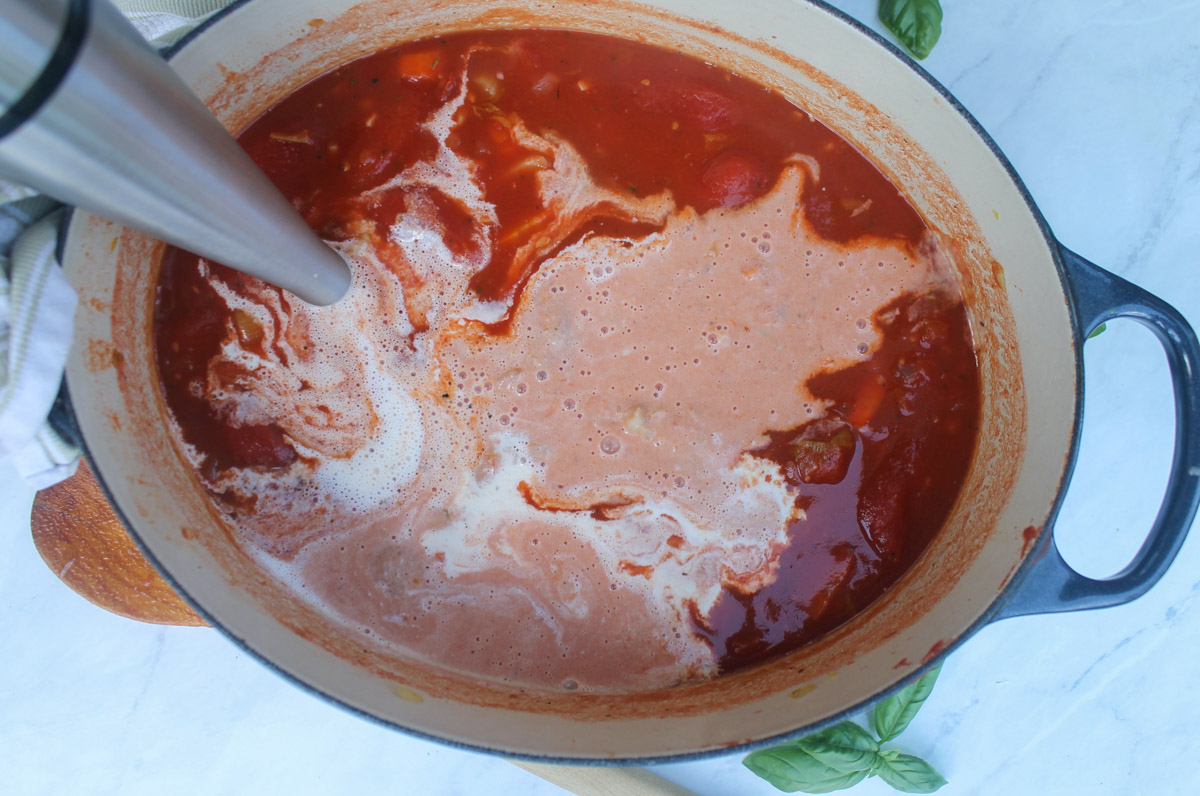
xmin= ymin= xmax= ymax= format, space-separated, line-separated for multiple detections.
xmin=3 ymin=0 xmax=1199 ymax=793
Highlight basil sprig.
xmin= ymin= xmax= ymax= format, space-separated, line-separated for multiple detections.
xmin=875 ymin=751 xmax=947 ymax=793
xmin=878 ymin=0 xmax=944 ymax=60
xmin=744 ymin=663 xmax=946 ymax=793
xmin=872 ymin=661 xmax=940 ymax=742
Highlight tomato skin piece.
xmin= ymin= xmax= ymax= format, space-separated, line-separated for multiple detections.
xmin=700 ymin=151 xmax=768 ymax=207
xmin=805 ymin=545 xmax=855 ymax=623
xmin=240 ymin=135 xmax=302 ymax=190
xmin=221 ymin=423 xmax=298 ymax=470
xmin=632 ymin=81 xmax=739 ymax=131
xmin=858 ymin=471 xmax=905 ymax=558
xmin=856 ymin=440 xmax=917 ymax=559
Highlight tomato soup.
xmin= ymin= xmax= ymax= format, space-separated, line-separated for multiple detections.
xmin=154 ymin=29 xmax=979 ymax=690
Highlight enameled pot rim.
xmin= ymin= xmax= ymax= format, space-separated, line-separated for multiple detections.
xmin=63 ymin=0 xmax=1090 ymax=765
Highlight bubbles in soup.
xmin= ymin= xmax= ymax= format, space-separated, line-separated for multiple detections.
xmin=154 ymin=29 xmax=979 ymax=690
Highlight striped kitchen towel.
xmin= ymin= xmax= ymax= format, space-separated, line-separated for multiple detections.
xmin=0 ymin=0 xmax=235 ymax=488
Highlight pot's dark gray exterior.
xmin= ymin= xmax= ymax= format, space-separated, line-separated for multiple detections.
xmin=994 ymin=248 xmax=1200 ymax=620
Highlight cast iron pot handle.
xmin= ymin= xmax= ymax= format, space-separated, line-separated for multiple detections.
xmin=997 ymin=245 xmax=1200 ymax=620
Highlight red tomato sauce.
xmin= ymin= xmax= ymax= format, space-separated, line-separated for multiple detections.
xmin=154 ymin=29 xmax=978 ymax=678
xmin=702 ymin=292 xmax=978 ymax=670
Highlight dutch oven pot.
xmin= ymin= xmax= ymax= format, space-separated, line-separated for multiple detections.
xmin=56 ymin=0 xmax=1200 ymax=761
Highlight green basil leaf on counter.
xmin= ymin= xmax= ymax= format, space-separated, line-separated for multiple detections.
xmin=872 ymin=662 xmax=942 ymax=742
xmin=795 ymin=721 xmax=881 ymax=772
xmin=743 ymin=746 xmax=871 ymax=793
xmin=746 ymin=663 xmax=949 ymax=792
xmin=878 ymin=0 xmax=943 ymax=60
xmin=874 ymin=750 xmax=949 ymax=793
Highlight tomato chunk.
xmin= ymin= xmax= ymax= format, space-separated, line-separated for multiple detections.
xmin=785 ymin=422 xmax=855 ymax=485
xmin=700 ymin=152 xmax=768 ymax=208
xmin=221 ymin=424 xmax=298 ymax=470
xmin=632 ymin=81 xmax=739 ymax=131
xmin=857 ymin=442 xmax=915 ymax=558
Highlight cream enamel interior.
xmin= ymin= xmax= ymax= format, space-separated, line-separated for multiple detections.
xmin=61 ymin=0 xmax=1075 ymax=758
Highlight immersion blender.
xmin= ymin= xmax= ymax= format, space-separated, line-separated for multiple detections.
xmin=0 ymin=0 xmax=351 ymax=305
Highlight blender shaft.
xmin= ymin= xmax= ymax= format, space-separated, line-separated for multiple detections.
xmin=0 ymin=0 xmax=351 ymax=306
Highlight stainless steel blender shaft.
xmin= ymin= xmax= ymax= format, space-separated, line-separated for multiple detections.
xmin=0 ymin=0 xmax=351 ymax=306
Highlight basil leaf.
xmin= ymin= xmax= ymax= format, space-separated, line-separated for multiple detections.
xmin=872 ymin=663 xmax=942 ymax=742
xmin=878 ymin=0 xmax=943 ymax=60
xmin=743 ymin=746 xmax=870 ymax=793
xmin=875 ymin=750 xmax=948 ymax=793
xmin=795 ymin=721 xmax=880 ymax=773
xmin=1087 ymin=322 xmax=1107 ymax=339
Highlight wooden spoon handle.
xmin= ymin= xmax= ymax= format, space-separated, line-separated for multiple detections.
xmin=512 ymin=761 xmax=696 ymax=795
xmin=31 ymin=459 xmax=206 ymax=626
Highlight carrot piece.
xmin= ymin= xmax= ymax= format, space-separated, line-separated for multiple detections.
xmin=848 ymin=378 xmax=885 ymax=428
xmin=498 ymin=210 xmax=552 ymax=246
xmin=484 ymin=118 xmax=512 ymax=146
xmin=397 ymin=50 xmax=441 ymax=81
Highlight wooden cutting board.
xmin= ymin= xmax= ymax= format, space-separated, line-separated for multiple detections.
xmin=30 ymin=463 xmax=696 ymax=796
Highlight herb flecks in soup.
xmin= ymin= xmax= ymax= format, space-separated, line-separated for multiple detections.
xmin=154 ymin=30 xmax=979 ymax=690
